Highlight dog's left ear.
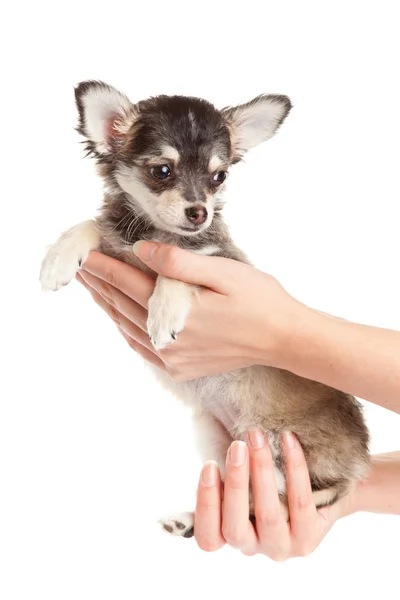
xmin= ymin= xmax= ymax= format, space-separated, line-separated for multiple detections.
xmin=75 ymin=80 xmax=137 ymax=155
xmin=223 ymin=94 xmax=292 ymax=160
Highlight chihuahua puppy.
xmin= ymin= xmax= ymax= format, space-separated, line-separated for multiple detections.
xmin=40 ymin=81 xmax=369 ymax=537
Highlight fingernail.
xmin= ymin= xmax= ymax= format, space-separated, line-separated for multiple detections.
xmin=284 ymin=431 xmax=296 ymax=449
xmin=247 ymin=429 xmax=265 ymax=450
xmin=202 ymin=461 xmax=218 ymax=487
xmin=132 ymin=241 xmax=158 ymax=261
xmin=229 ymin=441 xmax=247 ymax=467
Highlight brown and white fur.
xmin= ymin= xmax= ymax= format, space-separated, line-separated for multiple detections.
xmin=40 ymin=81 xmax=370 ymax=538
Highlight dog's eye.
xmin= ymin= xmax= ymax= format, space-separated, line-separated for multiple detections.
xmin=212 ymin=171 xmax=227 ymax=184
xmin=151 ymin=165 xmax=171 ymax=180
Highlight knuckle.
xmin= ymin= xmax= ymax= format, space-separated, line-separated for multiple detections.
xmin=162 ymin=246 xmax=181 ymax=274
xmin=256 ymin=510 xmax=281 ymax=528
xmin=108 ymin=304 xmax=120 ymax=323
xmin=105 ymin=268 xmax=119 ymax=288
xmin=253 ymin=452 xmax=273 ymax=470
xmin=293 ymin=494 xmax=313 ymax=511
xmin=259 ymin=540 xmax=291 ymax=562
xmin=269 ymin=551 xmax=289 ymax=563
xmin=98 ymin=281 xmax=114 ymax=304
xmin=222 ymin=526 xmax=247 ymax=548
xmin=225 ymin=474 xmax=245 ymax=491
xmin=196 ymin=537 xmax=223 ymax=553
xmin=196 ymin=497 xmax=220 ymax=512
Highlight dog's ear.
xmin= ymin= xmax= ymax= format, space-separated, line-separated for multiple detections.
xmin=75 ymin=80 xmax=136 ymax=155
xmin=223 ymin=94 xmax=292 ymax=160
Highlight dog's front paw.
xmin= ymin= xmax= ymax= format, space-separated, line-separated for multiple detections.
xmin=147 ymin=302 xmax=187 ymax=350
xmin=159 ymin=512 xmax=194 ymax=538
xmin=40 ymin=244 xmax=83 ymax=292
xmin=147 ymin=278 xmax=194 ymax=351
xmin=39 ymin=220 xmax=99 ymax=292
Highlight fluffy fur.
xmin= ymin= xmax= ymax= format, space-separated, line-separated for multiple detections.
xmin=40 ymin=81 xmax=370 ymax=537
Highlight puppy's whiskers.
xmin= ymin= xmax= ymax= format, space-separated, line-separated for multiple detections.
xmin=102 ymin=212 xmax=132 ymax=242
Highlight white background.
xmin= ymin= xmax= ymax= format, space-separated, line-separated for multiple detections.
xmin=1 ymin=1 xmax=400 ymax=599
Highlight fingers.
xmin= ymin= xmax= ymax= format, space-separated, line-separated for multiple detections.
xmin=194 ymin=462 xmax=225 ymax=552
xmin=117 ymin=328 xmax=166 ymax=371
xmin=78 ymin=269 xmax=148 ymax=332
xmin=82 ymin=250 xmax=155 ymax=308
xmin=195 ymin=433 xmax=323 ymax=560
xmin=221 ymin=441 xmax=257 ymax=551
xmin=132 ymin=241 xmax=244 ymax=293
xmin=282 ymin=432 xmax=317 ymax=542
xmin=246 ymin=430 xmax=290 ymax=559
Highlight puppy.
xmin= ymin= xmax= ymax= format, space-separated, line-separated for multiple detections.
xmin=40 ymin=81 xmax=370 ymax=538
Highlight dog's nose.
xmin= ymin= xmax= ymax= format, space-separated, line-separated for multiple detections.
xmin=185 ymin=205 xmax=207 ymax=225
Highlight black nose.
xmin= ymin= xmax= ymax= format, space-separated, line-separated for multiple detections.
xmin=185 ymin=205 xmax=207 ymax=225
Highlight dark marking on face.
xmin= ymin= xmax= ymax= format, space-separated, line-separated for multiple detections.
xmin=119 ymin=96 xmax=232 ymax=201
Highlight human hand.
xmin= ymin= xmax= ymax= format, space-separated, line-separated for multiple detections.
xmin=77 ymin=242 xmax=304 ymax=381
xmin=193 ymin=430 xmax=355 ymax=559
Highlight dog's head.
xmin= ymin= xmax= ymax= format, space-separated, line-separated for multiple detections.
xmin=75 ymin=81 xmax=291 ymax=236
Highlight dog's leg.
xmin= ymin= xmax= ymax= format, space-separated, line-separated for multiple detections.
xmin=40 ymin=220 xmax=100 ymax=291
xmin=159 ymin=411 xmax=232 ymax=538
xmin=147 ymin=277 xmax=195 ymax=350
xmin=146 ymin=241 xmax=226 ymax=350
xmin=192 ymin=409 xmax=233 ymax=480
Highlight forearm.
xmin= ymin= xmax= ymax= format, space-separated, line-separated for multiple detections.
xmin=351 ymin=452 xmax=400 ymax=515
xmin=277 ymin=306 xmax=400 ymax=413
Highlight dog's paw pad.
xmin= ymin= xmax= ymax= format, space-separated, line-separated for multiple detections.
xmin=159 ymin=512 xmax=194 ymax=538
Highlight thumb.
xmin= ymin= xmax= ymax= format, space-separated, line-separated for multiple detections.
xmin=132 ymin=241 xmax=239 ymax=292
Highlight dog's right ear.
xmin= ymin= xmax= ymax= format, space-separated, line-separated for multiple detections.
xmin=75 ymin=80 xmax=136 ymax=155
xmin=222 ymin=94 xmax=292 ymax=161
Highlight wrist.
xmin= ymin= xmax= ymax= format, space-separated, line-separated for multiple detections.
xmin=321 ymin=453 xmax=400 ymax=521
xmin=350 ymin=453 xmax=400 ymax=515
xmin=256 ymin=296 xmax=327 ymax=373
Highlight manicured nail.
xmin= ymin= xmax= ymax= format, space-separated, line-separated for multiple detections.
xmin=284 ymin=431 xmax=296 ymax=449
xmin=132 ymin=241 xmax=158 ymax=261
xmin=229 ymin=441 xmax=247 ymax=466
xmin=202 ymin=461 xmax=218 ymax=487
xmin=247 ymin=429 xmax=265 ymax=450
